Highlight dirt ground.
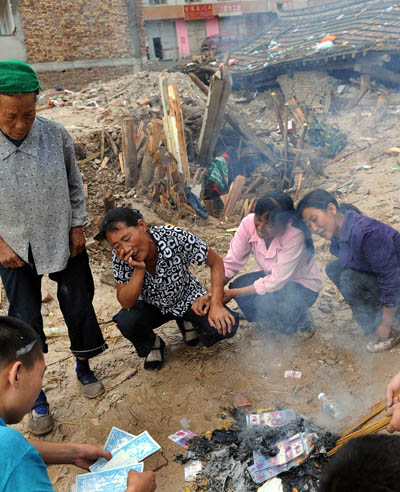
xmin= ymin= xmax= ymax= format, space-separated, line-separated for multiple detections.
xmin=5 ymin=80 xmax=400 ymax=491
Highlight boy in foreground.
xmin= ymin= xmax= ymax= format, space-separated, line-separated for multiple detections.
xmin=0 ymin=315 xmax=156 ymax=492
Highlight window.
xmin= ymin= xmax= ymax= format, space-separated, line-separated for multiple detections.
xmin=0 ymin=0 xmax=15 ymax=35
xmin=148 ymin=0 xmax=167 ymax=5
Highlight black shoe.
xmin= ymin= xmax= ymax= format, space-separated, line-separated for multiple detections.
xmin=177 ymin=319 xmax=199 ymax=346
xmin=144 ymin=336 xmax=166 ymax=370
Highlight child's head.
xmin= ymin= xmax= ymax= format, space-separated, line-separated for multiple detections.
xmin=0 ymin=316 xmax=44 ymax=425
xmin=319 ymin=435 xmax=400 ymax=492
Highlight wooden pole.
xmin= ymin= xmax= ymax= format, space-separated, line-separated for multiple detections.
xmin=121 ymin=118 xmax=138 ymax=189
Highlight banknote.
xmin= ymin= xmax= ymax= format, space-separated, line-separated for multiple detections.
xmin=246 ymin=409 xmax=296 ymax=427
xmin=76 ymin=463 xmax=143 ymax=492
xmin=112 ymin=430 xmax=161 ymax=462
xmin=168 ymin=429 xmax=198 ymax=449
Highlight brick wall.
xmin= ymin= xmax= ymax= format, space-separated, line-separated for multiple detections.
xmin=18 ymin=0 xmax=135 ymax=64
xmin=37 ymin=65 xmax=133 ymax=91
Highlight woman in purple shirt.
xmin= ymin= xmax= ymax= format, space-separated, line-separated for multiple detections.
xmin=298 ymin=189 xmax=400 ymax=352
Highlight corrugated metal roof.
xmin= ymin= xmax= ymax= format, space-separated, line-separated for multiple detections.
xmin=229 ymin=0 xmax=400 ymax=87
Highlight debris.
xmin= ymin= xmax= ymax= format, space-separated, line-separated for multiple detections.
xmin=318 ymin=393 xmax=344 ymax=419
xmin=257 ymin=477 xmax=283 ymax=491
xmin=233 ymin=393 xmax=252 ymax=408
xmin=184 ymin=460 xmax=203 ymax=481
xmin=284 ymin=371 xmax=302 ymax=379
xmin=44 ymin=324 xmax=68 ymax=337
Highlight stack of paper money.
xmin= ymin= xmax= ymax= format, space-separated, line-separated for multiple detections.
xmin=74 ymin=427 xmax=161 ymax=492
xmin=248 ymin=432 xmax=315 ymax=484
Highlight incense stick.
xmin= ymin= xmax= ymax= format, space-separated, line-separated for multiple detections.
xmin=327 ymin=415 xmax=391 ymax=456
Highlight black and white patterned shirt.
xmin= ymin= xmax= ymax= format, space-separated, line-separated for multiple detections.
xmin=112 ymin=225 xmax=209 ymax=317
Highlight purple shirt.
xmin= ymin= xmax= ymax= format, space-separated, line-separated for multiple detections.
xmin=332 ymin=211 xmax=400 ymax=307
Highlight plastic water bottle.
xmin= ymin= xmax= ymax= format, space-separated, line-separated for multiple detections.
xmin=318 ymin=393 xmax=344 ymax=419
xmin=44 ymin=324 xmax=68 ymax=337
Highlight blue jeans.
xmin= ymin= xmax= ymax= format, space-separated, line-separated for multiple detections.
xmin=230 ymin=271 xmax=318 ymax=334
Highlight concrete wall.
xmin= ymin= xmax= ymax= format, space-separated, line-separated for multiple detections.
xmin=146 ymin=19 xmax=178 ymax=59
xmin=0 ymin=0 xmax=26 ymax=61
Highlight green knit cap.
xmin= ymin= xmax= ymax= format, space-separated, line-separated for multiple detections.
xmin=0 ymin=59 xmax=41 ymax=93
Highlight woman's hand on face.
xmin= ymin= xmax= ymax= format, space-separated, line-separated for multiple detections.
xmin=119 ymin=248 xmax=146 ymax=270
xmin=208 ymin=305 xmax=236 ymax=335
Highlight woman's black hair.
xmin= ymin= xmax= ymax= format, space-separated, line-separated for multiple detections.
xmin=255 ymin=191 xmax=315 ymax=262
xmin=99 ymin=207 xmax=144 ymax=239
xmin=296 ymin=189 xmax=362 ymax=217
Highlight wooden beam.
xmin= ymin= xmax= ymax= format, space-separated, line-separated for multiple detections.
xmin=168 ymin=85 xmax=190 ymax=182
xmin=222 ymin=175 xmax=246 ymax=221
xmin=121 ymin=118 xmax=138 ymax=188
xmin=188 ymin=71 xmax=277 ymax=165
xmin=198 ymin=64 xmax=232 ymax=165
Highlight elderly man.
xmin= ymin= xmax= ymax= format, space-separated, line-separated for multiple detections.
xmin=0 ymin=60 xmax=107 ymax=435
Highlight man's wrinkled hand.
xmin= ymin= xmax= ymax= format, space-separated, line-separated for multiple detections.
xmin=0 ymin=238 xmax=24 ymax=268
xmin=69 ymin=226 xmax=86 ymax=257
xmin=208 ymin=305 xmax=235 ymax=336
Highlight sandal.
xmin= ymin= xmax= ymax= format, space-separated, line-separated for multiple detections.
xmin=144 ymin=336 xmax=165 ymax=370
xmin=177 ymin=320 xmax=199 ymax=346
xmin=366 ymin=333 xmax=400 ymax=353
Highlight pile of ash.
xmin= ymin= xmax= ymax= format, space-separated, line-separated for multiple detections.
xmin=181 ymin=409 xmax=337 ymax=492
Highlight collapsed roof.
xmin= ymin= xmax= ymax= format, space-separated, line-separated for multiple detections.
xmin=228 ymin=0 xmax=400 ymax=89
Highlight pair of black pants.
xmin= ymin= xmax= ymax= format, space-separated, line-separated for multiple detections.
xmin=0 ymin=249 xmax=107 ymax=358
xmin=230 ymin=271 xmax=318 ymax=334
xmin=113 ymin=300 xmax=240 ymax=357
xmin=325 ymin=259 xmax=400 ymax=334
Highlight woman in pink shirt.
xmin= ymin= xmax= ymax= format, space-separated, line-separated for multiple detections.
xmin=223 ymin=192 xmax=322 ymax=336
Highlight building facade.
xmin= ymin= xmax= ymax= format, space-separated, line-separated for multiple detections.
xmin=0 ymin=0 xmax=145 ymax=89
xmin=143 ymin=0 xmax=277 ymax=60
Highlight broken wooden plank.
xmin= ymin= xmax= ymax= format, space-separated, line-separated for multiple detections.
xmin=345 ymin=74 xmax=370 ymax=110
xmin=104 ymin=130 xmax=119 ymax=157
xmin=222 ymin=175 xmax=246 ymax=220
xmin=384 ymin=147 xmax=400 ymax=155
xmin=103 ymin=189 xmax=116 ymax=213
xmin=188 ymin=71 xmax=277 ymax=165
xmin=100 ymin=130 xmax=105 ymax=161
xmin=118 ymin=152 xmax=125 ymax=174
xmin=168 ymin=85 xmax=190 ymax=182
xmin=288 ymin=97 xmax=305 ymax=127
xmin=198 ymin=64 xmax=232 ymax=165
xmin=121 ymin=118 xmax=138 ymax=188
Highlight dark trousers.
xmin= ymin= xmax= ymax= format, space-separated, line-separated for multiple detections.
xmin=230 ymin=271 xmax=318 ymax=334
xmin=0 ymin=249 xmax=107 ymax=358
xmin=113 ymin=300 xmax=240 ymax=357
xmin=325 ymin=259 xmax=400 ymax=335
